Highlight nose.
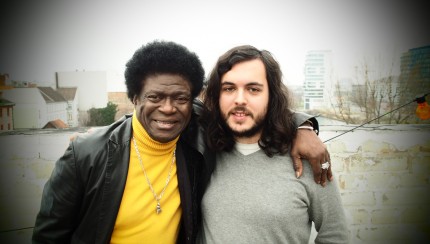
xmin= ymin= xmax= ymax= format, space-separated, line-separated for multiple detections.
xmin=158 ymin=97 xmax=176 ymax=113
xmin=234 ymin=89 xmax=247 ymax=105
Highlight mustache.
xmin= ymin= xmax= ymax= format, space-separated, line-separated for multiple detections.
xmin=229 ymin=106 xmax=253 ymax=117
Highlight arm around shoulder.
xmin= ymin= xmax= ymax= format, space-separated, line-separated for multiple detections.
xmin=290 ymin=111 xmax=332 ymax=185
xmin=291 ymin=110 xmax=319 ymax=134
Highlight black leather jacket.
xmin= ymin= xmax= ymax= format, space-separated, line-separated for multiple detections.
xmin=32 ymin=100 xmax=317 ymax=244
xmin=32 ymin=112 xmax=204 ymax=244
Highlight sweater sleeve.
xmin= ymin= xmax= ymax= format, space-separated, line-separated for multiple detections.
xmin=32 ymin=142 xmax=82 ymax=243
xmin=308 ymin=177 xmax=350 ymax=244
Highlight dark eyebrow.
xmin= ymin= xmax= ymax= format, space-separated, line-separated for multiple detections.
xmin=221 ymin=81 xmax=263 ymax=87
xmin=246 ymin=82 xmax=264 ymax=87
xmin=221 ymin=81 xmax=235 ymax=86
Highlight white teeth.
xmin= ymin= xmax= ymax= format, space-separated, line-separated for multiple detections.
xmin=156 ymin=120 xmax=174 ymax=124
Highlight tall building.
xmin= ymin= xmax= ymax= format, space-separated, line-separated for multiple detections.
xmin=398 ymin=45 xmax=430 ymax=123
xmin=399 ymin=45 xmax=430 ymax=98
xmin=303 ymin=50 xmax=333 ymax=110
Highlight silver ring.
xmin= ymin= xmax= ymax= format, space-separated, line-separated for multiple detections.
xmin=321 ymin=162 xmax=330 ymax=170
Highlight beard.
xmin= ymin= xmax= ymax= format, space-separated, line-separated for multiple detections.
xmin=221 ymin=107 xmax=266 ymax=139
xmin=230 ymin=120 xmax=265 ymax=138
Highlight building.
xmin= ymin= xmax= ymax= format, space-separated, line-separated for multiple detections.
xmin=108 ymin=92 xmax=133 ymax=120
xmin=0 ymin=74 xmax=14 ymax=131
xmin=56 ymin=70 xmax=108 ymax=125
xmin=0 ymin=98 xmax=14 ymax=131
xmin=57 ymin=87 xmax=79 ymax=127
xmin=56 ymin=70 xmax=108 ymax=111
xmin=2 ymin=85 xmax=67 ymax=129
xmin=399 ymin=45 xmax=430 ymax=99
xmin=398 ymin=45 xmax=430 ymax=123
xmin=303 ymin=50 xmax=333 ymax=110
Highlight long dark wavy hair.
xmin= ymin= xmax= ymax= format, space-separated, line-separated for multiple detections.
xmin=201 ymin=45 xmax=297 ymax=157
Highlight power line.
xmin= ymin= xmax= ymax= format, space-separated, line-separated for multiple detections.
xmin=323 ymin=92 xmax=430 ymax=143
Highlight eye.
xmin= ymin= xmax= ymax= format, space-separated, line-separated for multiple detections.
xmin=248 ymin=87 xmax=261 ymax=93
xmin=222 ymin=86 xmax=236 ymax=92
xmin=175 ymin=95 xmax=191 ymax=104
xmin=144 ymin=94 xmax=162 ymax=103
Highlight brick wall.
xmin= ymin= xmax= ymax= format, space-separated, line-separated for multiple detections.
xmin=108 ymin=92 xmax=133 ymax=120
xmin=319 ymin=124 xmax=430 ymax=243
xmin=0 ymin=125 xmax=429 ymax=243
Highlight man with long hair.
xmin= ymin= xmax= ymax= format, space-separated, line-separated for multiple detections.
xmin=199 ymin=45 xmax=349 ymax=243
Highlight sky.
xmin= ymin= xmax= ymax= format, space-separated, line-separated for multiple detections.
xmin=1 ymin=0 xmax=429 ymax=91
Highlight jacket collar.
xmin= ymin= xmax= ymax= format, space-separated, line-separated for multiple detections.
xmin=95 ymin=115 xmax=133 ymax=243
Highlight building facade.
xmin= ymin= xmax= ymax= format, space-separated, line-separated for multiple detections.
xmin=0 ymin=98 xmax=14 ymax=131
xmin=399 ymin=45 xmax=430 ymax=98
xmin=398 ymin=45 xmax=430 ymax=123
xmin=2 ymin=86 xmax=67 ymax=129
xmin=57 ymin=87 xmax=79 ymax=127
xmin=56 ymin=70 xmax=108 ymax=126
xmin=0 ymin=74 xmax=14 ymax=131
xmin=303 ymin=50 xmax=333 ymax=110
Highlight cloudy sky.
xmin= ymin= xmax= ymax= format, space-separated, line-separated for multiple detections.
xmin=1 ymin=0 xmax=428 ymax=91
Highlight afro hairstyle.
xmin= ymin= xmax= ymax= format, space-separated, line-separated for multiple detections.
xmin=124 ymin=40 xmax=205 ymax=101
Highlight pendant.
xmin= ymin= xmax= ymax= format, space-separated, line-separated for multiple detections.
xmin=156 ymin=202 xmax=162 ymax=214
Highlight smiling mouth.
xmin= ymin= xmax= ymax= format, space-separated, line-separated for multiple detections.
xmin=154 ymin=120 xmax=176 ymax=129
xmin=155 ymin=120 xmax=176 ymax=124
xmin=231 ymin=109 xmax=251 ymax=117
xmin=232 ymin=112 xmax=247 ymax=118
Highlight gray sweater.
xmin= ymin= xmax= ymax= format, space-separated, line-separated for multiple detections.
xmin=198 ymin=148 xmax=349 ymax=244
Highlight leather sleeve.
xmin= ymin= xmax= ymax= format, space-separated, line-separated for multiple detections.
xmin=192 ymin=98 xmax=204 ymax=117
xmin=291 ymin=111 xmax=319 ymax=135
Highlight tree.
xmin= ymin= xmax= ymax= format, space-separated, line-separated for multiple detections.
xmin=330 ymin=55 xmax=413 ymax=124
xmin=332 ymin=81 xmax=356 ymax=123
xmin=328 ymin=46 xmax=430 ymax=124
xmin=87 ymin=102 xmax=118 ymax=126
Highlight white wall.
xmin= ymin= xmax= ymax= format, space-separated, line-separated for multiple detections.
xmin=66 ymin=98 xmax=79 ymax=127
xmin=2 ymin=88 xmax=69 ymax=128
xmin=2 ymin=88 xmax=46 ymax=128
xmin=46 ymin=102 xmax=68 ymax=125
xmin=57 ymin=71 xmax=108 ymax=111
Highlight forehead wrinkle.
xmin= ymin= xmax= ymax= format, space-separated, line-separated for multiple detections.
xmin=145 ymin=87 xmax=191 ymax=95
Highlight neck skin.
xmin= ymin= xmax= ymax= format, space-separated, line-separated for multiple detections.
xmin=234 ymin=130 xmax=262 ymax=144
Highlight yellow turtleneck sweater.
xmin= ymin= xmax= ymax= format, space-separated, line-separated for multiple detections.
xmin=110 ymin=113 xmax=182 ymax=243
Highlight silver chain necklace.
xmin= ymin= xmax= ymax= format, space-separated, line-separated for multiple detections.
xmin=132 ymin=136 xmax=176 ymax=214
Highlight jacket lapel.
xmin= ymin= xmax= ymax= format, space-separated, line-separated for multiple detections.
xmin=95 ymin=116 xmax=132 ymax=243
xmin=175 ymin=142 xmax=193 ymax=243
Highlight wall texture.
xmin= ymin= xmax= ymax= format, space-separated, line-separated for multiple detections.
xmin=0 ymin=125 xmax=429 ymax=243
xmin=320 ymin=125 xmax=430 ymax=243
